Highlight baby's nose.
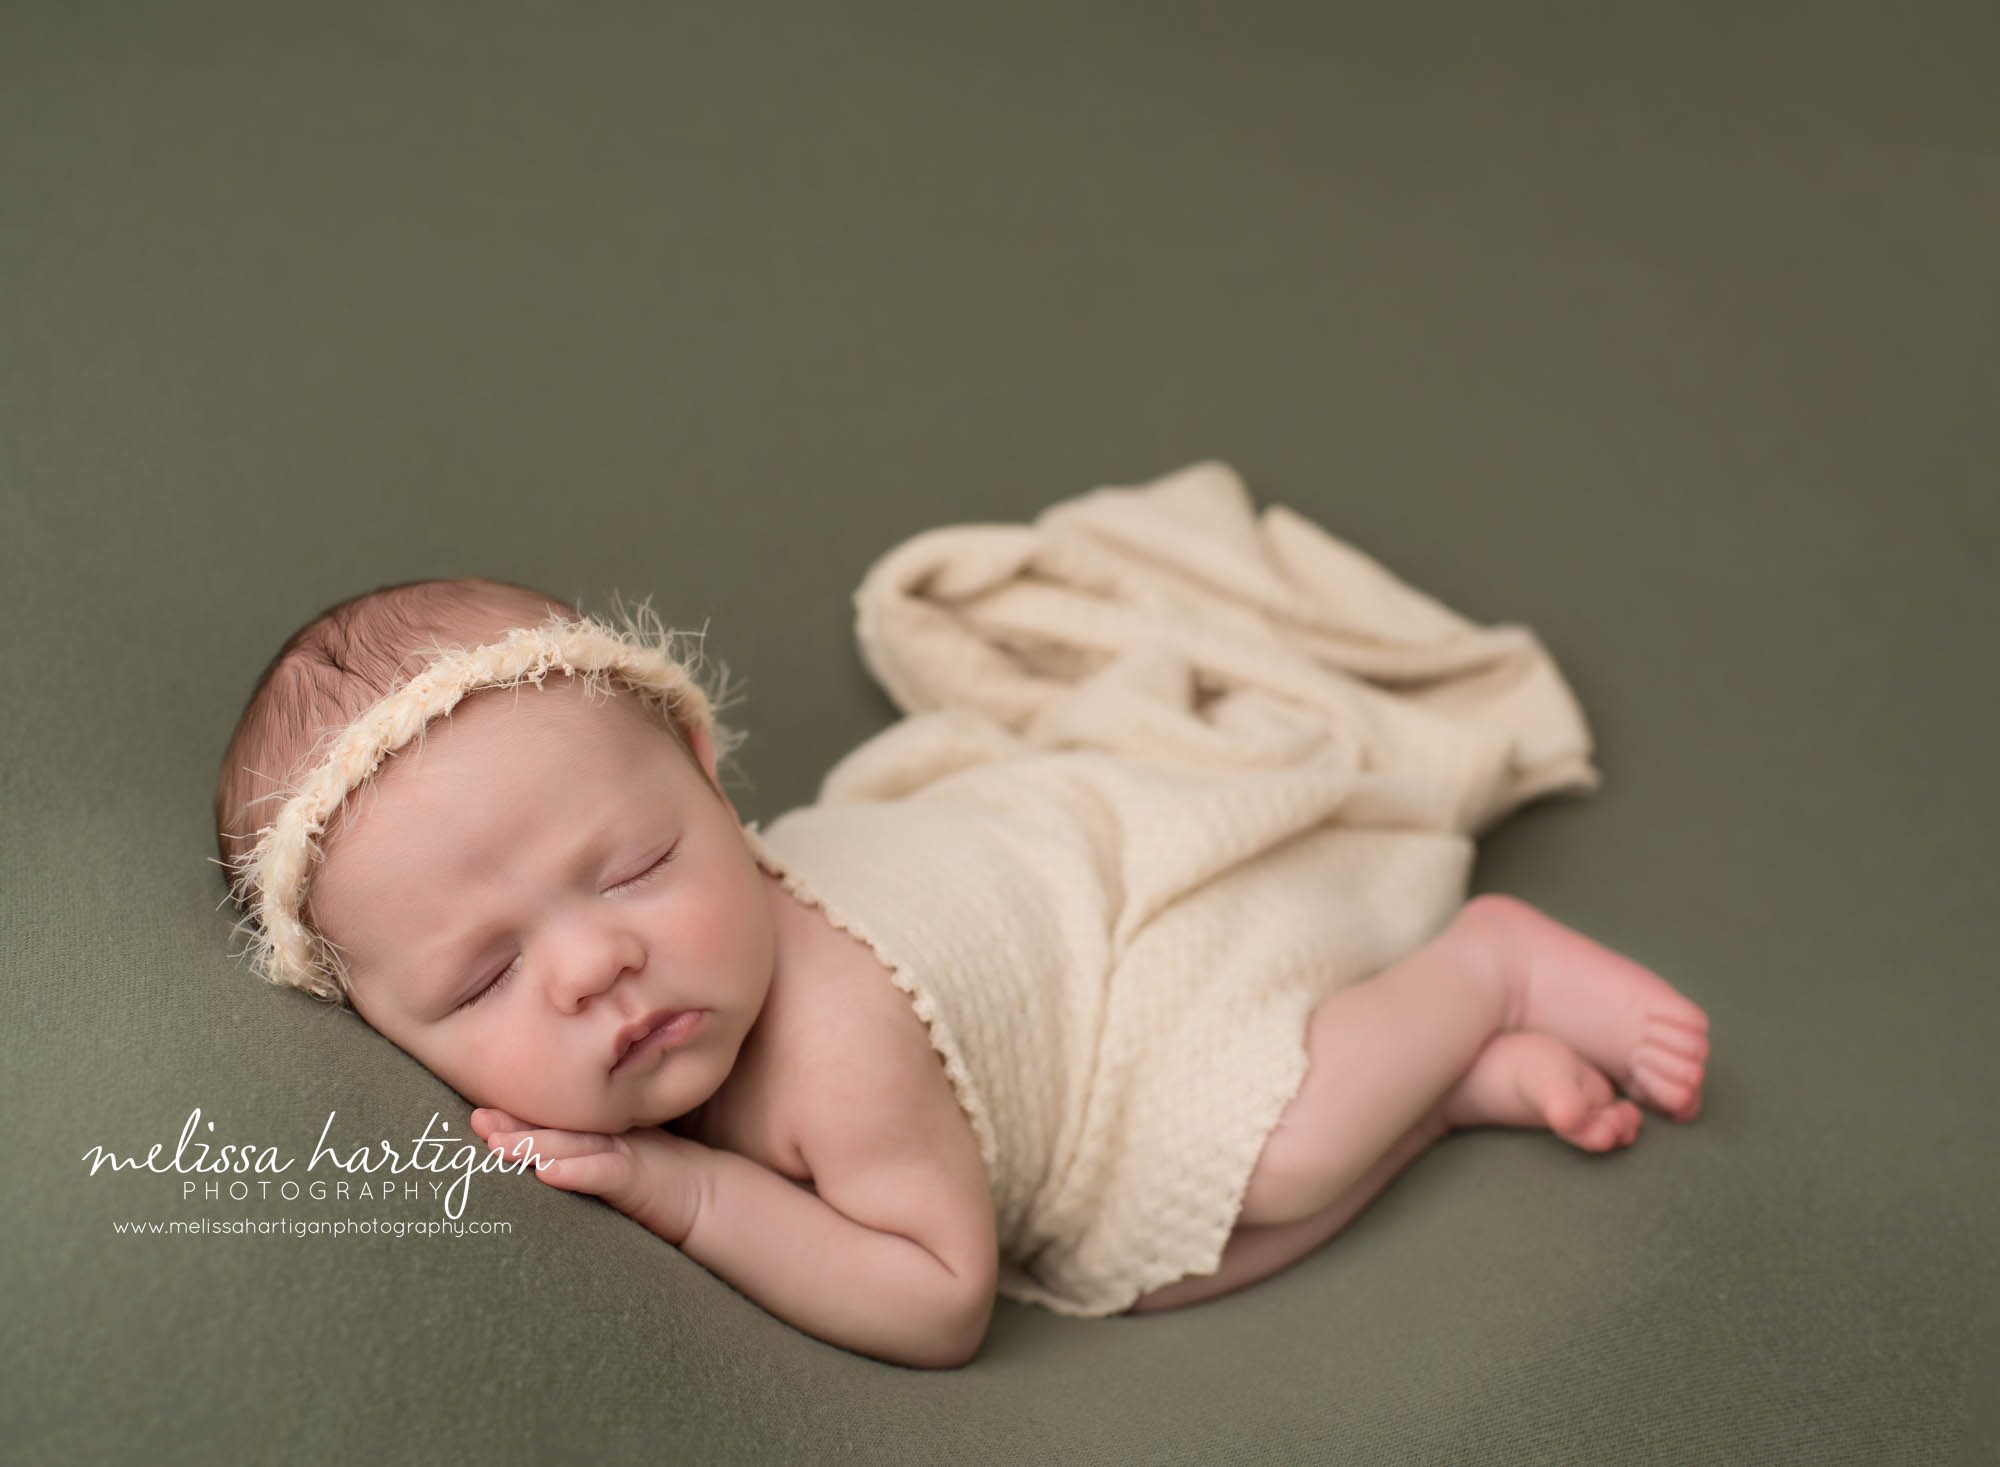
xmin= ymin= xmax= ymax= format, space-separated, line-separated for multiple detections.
xmin=542 ymin=918 xmax=647 ymax=1009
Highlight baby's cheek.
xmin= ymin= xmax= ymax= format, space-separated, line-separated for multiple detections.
xmin=684 ymin=879 xmax=770 ymax=970
xmin=455 ymin=1027 xmax=535 ymax=1109
xmin=674 ymin=898 xmax=725 ymax=955
xmin=478 ymin=1025 xmax=609 ymax=1129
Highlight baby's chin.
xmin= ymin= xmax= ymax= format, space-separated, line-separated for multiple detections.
xmin=469 ymin=1089 xmax=707 ymax=1137
xmin=351 ymin=1018 xmax=720 ymax=1135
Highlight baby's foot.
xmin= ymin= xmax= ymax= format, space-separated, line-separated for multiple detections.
xmin=1460 ymin=895 xmax=1711 ymax=1122
xmin=1441 ymin=1032 xmax=1643 ymax=1152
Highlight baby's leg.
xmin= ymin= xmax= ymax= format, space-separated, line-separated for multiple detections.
xmin=1125 ymin=1111 xmax=1446 ymax=1314
xmin=1126 ymin=1033 xmax=1640 ymax=1315
xmin=1235 ymin=901 xmax=1512 ymax=1228
xmin=1132 ymin=897 xmax=1708 ymax=1313
xmin=1236 ymin=893 xmax=1710 ymax=1230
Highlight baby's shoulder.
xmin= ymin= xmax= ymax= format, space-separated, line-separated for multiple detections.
xmin=680 ymin=902 xmax=971 ymax=1190
xmin=779 ymin=906 xmax=985 ymax=1182
xmin=782 ymin=920 xmax=997 ymax=1271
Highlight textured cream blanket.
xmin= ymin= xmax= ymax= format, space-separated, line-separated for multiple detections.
xmin=739 ymin=459 xmax=1601 ymax=1316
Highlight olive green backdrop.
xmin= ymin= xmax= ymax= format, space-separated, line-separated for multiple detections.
xmin=3 ymin=4 xmax=1993 ymax=1463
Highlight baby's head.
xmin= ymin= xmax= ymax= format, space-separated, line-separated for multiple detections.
xmin=214 ymin=577 xmax=773 ymax=1134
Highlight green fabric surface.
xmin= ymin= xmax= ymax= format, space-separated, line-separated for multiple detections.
xmin=3 ymin=3 xmax=1993 ymax=1462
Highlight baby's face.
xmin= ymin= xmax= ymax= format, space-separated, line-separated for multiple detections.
xmin=306 ymin=677 xmax=777 ymax=1135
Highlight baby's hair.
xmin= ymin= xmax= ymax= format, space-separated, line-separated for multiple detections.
xmin=213 ymin=576 xmax=746 ymax=1000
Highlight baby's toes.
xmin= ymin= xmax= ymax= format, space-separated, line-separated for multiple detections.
xmin=1586 ymin=1100 xmax=1645 ymax=1152
xmin=1628 ymin=1049 xmax=1703 ymax=1121
xmin=1644 ymin=1012 xmax=1711 ymax=1068
xmin=1558 ymin=1105 xmax=1617 ymax=1152
xmin=1628 ymin=1009 xmax=1708 ymax=1116
xmin=1611 ymin=1100 xmax=1644 ymax=1147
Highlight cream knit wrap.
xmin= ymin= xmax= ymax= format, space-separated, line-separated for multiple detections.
xmin=225 ymin=607 xmax=734 ymax=1004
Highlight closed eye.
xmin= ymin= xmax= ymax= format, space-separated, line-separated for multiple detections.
xmin=458 ymin=953 xmax=521 ymax=1011
xmin=454 ymin=841 xmax=680 ymax=1013
xmin=610 ymin=840 xmax=679 ymax=895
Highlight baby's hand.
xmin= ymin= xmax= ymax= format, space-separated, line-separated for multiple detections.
xmin=470 ymin=1107 xmax=705 ymax=1245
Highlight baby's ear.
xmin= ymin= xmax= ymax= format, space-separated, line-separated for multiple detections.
xmin=683 ymin=718 xmax=715 ymax=777
xmin=681 ymin=720 xmax=736 ymax=819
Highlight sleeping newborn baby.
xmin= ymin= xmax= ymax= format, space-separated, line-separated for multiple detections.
xmin=214 ymin=574 xmax=1710 ymax=1371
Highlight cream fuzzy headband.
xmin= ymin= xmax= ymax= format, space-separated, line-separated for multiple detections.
xmin=224 ymin=606 xmax=738 ymax=1005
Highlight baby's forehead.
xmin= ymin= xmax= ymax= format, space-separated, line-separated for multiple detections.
xmin=347 ymin=680 xmax=679 ymax=818
xmin=460 ymin=674 xmax=673 ymax=740
xmin=324 ymin=686 xmax=677 ymax=880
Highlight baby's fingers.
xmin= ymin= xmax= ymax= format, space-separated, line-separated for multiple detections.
xmin=516 ymin=1144 xmax=640 ymax=1199
xmin=470 ymin=1107 xmax=528 ymax=1140
xmin=485 ymin=1128 xmax=641 ymax=1200
xmin=484 ymin=1129 xmax=690 ymax=1234
xmin=487 ymin=1126 xmax=615 ymax=1174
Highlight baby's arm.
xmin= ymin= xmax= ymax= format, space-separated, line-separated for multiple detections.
xmin=472 ymin=1110 xmax=987 ymax=1370
xmin=688 ymin=1144 xmax=989 ymax=1369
